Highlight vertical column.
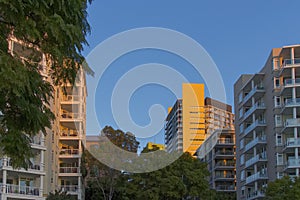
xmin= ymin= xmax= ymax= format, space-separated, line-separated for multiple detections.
xmin=291 ymin=47 xmax=295 ymax=64
xmin=78 ymin=176 xmax=81 ymax=200
xmin=2 ymin=170 xmax=7 ymax=193
xmin=40 ymin=175 xmax=44 ymax=197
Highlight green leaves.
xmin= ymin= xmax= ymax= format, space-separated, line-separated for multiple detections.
xmin=0 ymin=0 xmax=93 ymax=168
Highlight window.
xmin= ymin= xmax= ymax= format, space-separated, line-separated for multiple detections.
xmin=275 ymin=115 xmax=282 ymax=127
xmin=273 ymin=58 xmax=280 ymax=70
xmin=276 ymin=134 xmax=282 ymax=146
xmin=240 ymin=139 xmax=244 ymax=149
xmin=277 ymin=172 xmax=284 ymax=179
xmin=277 ymin=153 xmax=283 ymax=165
xmin=239 ymin=92 xmax=243 ymax=103
xmin=274 ymin=77 xmax=280 ymax=89
xmin=240 ymin=154 xmax=245 ymax=165
xmin=239 ymin=124 xmax=244 ymax=133
xmin=241 ymin=170 xmax=245 ymax=181
xmin=274 ymin=96 xmax=281 ymax=107
xmin=239 ymin=108 xmax=243 ymax=119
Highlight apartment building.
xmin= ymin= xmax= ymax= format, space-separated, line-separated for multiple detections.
xmin=0 ymin=38 xmax=86 ymax=200
xmin=196 ymin=128 xmax=236 ymax=193
xmin=234 ymin=45 xmax=300 ymax=200
xmin=165 ymin=83 xmax=234 ymax=156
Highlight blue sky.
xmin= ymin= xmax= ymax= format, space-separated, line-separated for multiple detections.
xmin=83 ymin=0 xmax=300 ymax=150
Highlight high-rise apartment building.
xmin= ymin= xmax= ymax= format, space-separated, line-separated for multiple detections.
xmin=234 ymin=45 xmax=300 ymax=200
xmin=165 ymin=83 xmax=234 ymax=156
xmin=0 ymin=37 xmax=86 ymax=200
xmin=196 ymin=128 xmax=236 ymax=194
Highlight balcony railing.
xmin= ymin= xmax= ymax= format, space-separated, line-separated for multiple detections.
xmin=246 ymin=190 xmax=265 ymax=200
xmin=215 ymin=161 xmax=235 ymax=167
xmin=215 ymin=174 xmax=235 ymax=179
xmin=282 ymin=58 xmax=300 ymax=67
xmin=60 ymin=111 xmax=82 ymax=119
xmin=215 ymin=150 xmax=235 ymax=156
xmin=244 ymin=135 xmax=266 ymax=152
xmin=217 ymin=138 xmax=234 ymax=144
xmin=284 ymin=78 xmax=300 ymax=86
xmin=59 ymin=149 xmax=79 ymax=156
xmin=285 ymin=138 xmax=300 ymax=148
xmin=244 ymin=120 xmax=266 ymax=135
xmin=58 ymin=185 xmax=79 ymax=192
xmin=243 ymin=102 xmax=265 ymax=120
xmin=59 ymin=167 xmax=79 ymax=173
xmin=283 ymin=98 xmax=300 ymax=107
xmin=245 ymin=152 xmax=267 ymax=168
xmin=286 ymin=158 xmax=300 ymax=167
xmin=242 ymin=86 xmax=265 ymax=104
xmin=61 ymin=95 xmax=80 ymax=102
xmin=2 ymin=184 xmax=40 ymax=196
xmin=215 ymin=185 xmax=235 ymax=191
xmin=60 ymin=129 xmax=80 ymax=137
xmin=245 ymin=169 xmax=268 ymax=184
xmin=285 ymin=118 xmax=300 ymax=127
xmin=0 ymin=158 xmax=42 ymax=171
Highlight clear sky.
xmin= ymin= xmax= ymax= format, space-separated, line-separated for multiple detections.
xmin=82 ymin=0 xmax=300 ymax=150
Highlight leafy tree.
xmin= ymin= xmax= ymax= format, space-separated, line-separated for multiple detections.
xmin=83 ymin=126 xmax=140 ymax=200
xmin=0 ymin=0 xmax=93 ymax=168
xmin=46 ymin=190 xmax=77 ymax=200
xmin=120 ymin=152 xmax=213 ymax=200
xmin=265 ymin=176 xmax=300 ymax=200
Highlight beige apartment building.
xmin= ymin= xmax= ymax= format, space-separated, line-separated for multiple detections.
xmin=0 ymin=38 xmax=86 ymax=200
xmin=234 ymin=44 xmax=300 ymax=199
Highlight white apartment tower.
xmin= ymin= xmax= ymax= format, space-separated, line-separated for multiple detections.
xmin=234 ymin=45 xmax=300 ymax=200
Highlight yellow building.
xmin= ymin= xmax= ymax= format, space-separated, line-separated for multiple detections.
xmin=145 ymin=142 xmax=165 ymax=151
xmin=165 ymin=83 xmax=234 ymax=156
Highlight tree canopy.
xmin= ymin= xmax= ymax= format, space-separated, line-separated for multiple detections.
xmin=0 ymin=0 xmax=92 ymax=167
xmin=265 ymin=176 xmax=300 ymax=200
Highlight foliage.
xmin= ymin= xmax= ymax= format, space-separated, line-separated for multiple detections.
xmin=265 ymin=176 xmax=300 ymax=200
xmin=119 ymin=152 xmax=213 ymax=200
xmin=83 ymin=126 xmax=140 ymax=200
xmin=0 ymin=0 xmax=93 ymax=168
xmin=46 ymin=190 xmax=77 ymax=200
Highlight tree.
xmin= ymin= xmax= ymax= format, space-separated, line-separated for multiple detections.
xmin=83 ymin=126 xmax=140 ymax=200
xmin=120 ymin=152 xmax=213 ymax=200
xmin=265 ymin=176 xmax=300 ymax=200
xmin=0 ymin=0 xmax=93 ymax=168
xmin=46 ymin=190 xmax=77 ymax=200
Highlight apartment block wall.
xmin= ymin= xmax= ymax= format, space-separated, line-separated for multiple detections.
xmin=235 ymin=45 xmax=300 ymax=200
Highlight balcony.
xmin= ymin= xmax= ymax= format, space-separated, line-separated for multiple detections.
xmin=245 ymin=169 xmax=268 ymax=185
xmin=284 ymin=118 xmax=300 ymax=128
xmin=283 ymin=138 xmax=300 ymax=152
xmin=244 ymin=135 xmax=267 ymax=153
xmin=281 ymin=58 xmax=300 ymax=68
xmin=215 ymin=184 xmax=235 ymax=192
xmin=0 ymin=183 xmax=40 ymax=196
xmin=59 ymin=149 xmax=80 ymax=157
xmin=214 ymin=150 xmax=235 ymax=159
xmin=245 ymin=152 xmax=267 ymax=168
xmin=60 ymin=129 xmax=81 ymax=138
xmin=61 ymin=95 xmax=81 ymax=102
xmin=214 ymin=174 xmax=235 ymax=181
xmin=59 ymin=167 xmax=80 ymax=174
xmin=285 ymin=158 xmax=300 ymax=168
xmin=246 ymin=190 xmax=265 ymax=200
xmin=214 ymin=161 xmax=235 ymax=170
xmin=243 ymin=102 xmax=266 ymax=122
xmin=0 ymin=158 xmax=45 ymax=175
xmin=216 ymin=138 xmax=234 ymax=145
xmin=243 ymin=120 xmax=266 ymax=137
xmin=58 ymin=185 xmax=80 ymax=193
xmin=242 ymin=86 xmax=265 ymax=106
xmin=60 ymin=111 xmax=82 ymax=121
xmin=281 ymin=98 xmax=300 ymax=114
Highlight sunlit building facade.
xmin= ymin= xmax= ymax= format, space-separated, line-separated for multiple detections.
xmin=234 ymin=45 xmax=300 ymax=200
